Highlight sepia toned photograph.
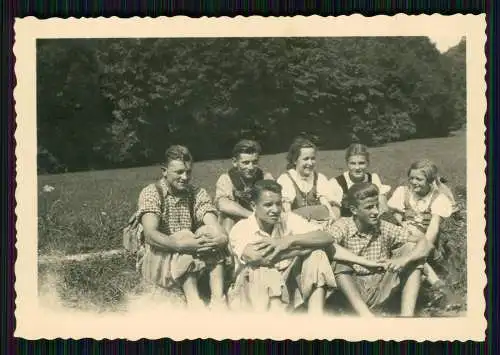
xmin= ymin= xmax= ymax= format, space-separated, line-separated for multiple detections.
xmin=14 ymin=15 xmax=486 ymax=341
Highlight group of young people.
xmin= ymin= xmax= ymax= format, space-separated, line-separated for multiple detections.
xmin=134 ymin=137 xmax=459 ymax=317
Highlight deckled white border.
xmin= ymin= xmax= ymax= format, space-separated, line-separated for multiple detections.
xmin=13 ymin=15 xmax=487 ymax=341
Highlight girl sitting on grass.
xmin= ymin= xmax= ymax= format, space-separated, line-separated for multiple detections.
xmin=387 ymin=159 xmax=461 ymax=308
xmin=329 ymin=143 xmax=394 ymax=222
xmin=276 ymin=137 xmax=336 ymax=225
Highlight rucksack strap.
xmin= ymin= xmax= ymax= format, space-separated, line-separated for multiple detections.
xmin=152 ymin=181 xmax=165 ymax=227
xmin=188 ymin=188 xmax=196 ymax=230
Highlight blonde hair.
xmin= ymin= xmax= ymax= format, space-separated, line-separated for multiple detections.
xmin=407 ymin=159 xmax=439 ymax=184
xmin=345 ymin=143 xmax=370 ymax=162
xmin=164 ymin=145 xmax=193 ymax=166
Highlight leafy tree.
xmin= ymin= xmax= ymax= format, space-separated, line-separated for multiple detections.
xmin=37 ymin=37 xmax=465 ymax=173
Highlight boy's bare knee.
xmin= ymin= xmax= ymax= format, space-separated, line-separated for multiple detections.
xmin=306 ymin=249 xmax=329 ymax=263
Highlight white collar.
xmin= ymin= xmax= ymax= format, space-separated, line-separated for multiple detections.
xmin=289 ymin=169 xmax=314 ymax=183
xmin=247 ymin=213 xmax=285 ymax=238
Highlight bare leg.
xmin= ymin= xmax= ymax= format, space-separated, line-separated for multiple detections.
xmin=269 ymin=297 xmax=287 ymax=313
xmin=208 ymin=263 xmax=226 ymax=308
xmin=248 ymin=288 xmax=271 ymax=313
xmin=335 ymin=273 xmax=374 ymax=317
xmin=182 ymin=275 xmax=205 ymax=309
xmin=400 ymin=269 xmax=422 ymax=317
xmin=423 ymin=263 xmax=441 ymax=285
xmin=307 ymin=286 xmax=325 ymax=315
xmin=221 ymin=216 xmax=236 ymax=235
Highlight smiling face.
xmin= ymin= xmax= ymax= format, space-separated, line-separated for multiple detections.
xmin=252 ymin=189 xmax=283 ymax=227
xmin=347 ymin=154 xmax=369 ymax=182
xmin=162 ymin=159 xmax=192 ymax=192
xmin=351 ymin=196 xmax=380 ymax=228
xmin=295 ymin=147 xmax=317 ymax=178
xmin=408 ymin=169 xmax=432 ymax=197
xmin=233 ymin=153 xmax=260 ymax=180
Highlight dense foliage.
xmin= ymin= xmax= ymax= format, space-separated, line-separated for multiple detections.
xmin=37 ymin=37 xmax=466 ymax=173
xmin=443 ymin=37 xmax=466 ymax=131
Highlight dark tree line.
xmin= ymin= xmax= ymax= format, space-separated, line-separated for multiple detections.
xmin=37 ymin=37 xmax=466 ymax=174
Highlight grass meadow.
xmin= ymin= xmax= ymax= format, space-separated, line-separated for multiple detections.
xmin=37 ymin=134 xmax=467 ymax=315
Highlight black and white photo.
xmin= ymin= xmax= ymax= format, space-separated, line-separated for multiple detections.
xmin=14 ymin=15 xmax=486 ymax=340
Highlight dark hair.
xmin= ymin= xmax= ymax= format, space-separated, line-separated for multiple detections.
xmin=251 ymin=179 xmax=282 ymax=202
xmin=345 ymin=182 xmax=379 ymax=208
xmin=232 ymin=139 xmax=262 ymax=158
xmin=164 ymin=145 xmax=193 ymax=166
xmin=345 ymin=143 xmax=370 ymax=162
xmin=286 ymin=137 xmax=317 ymax=170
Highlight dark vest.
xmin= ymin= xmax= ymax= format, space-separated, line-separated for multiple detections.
xmin=336 ymin=172 xmax=372 ymax=217
xmin=228 ymin=167 xmax=264 ymax=210
xmin=286 ymin=171 xmax=321 ymax=210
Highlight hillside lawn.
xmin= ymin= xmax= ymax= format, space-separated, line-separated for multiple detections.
xmin=37 ymin=134 xmax=467 ymax=315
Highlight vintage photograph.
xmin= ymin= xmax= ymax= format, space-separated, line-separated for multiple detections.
xmin=14 ymin=16 xmax=486 ymax=340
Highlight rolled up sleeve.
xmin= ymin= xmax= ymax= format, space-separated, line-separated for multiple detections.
xmin=215 ymin=174 xmax=234 ymax=204
xmin=431 ymin=194 xmax=453 ymax=218
xmin=277 ymin=173 xmax=297 ymax=205
xmin=229 ymin=220 xmax=258 ymax=262
xmin=325 ymin=219 xmax=347 ymax=245
xmin=287 ymin=212 xmax=320 ymax=234
xmin=193 ymin=188 xmax=218 ymax=224
xmin=328 ymin=178 xmax=345 ymax=207
xmin=317 ymin=173 xmax=336 ymax=202
xmin=138 ymin=184 xmax=162 ymax=217
xmin=387 ymin=186 xmax=405 ymax=212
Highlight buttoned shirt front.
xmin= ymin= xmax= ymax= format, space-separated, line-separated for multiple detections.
xmin=137 ymin=178 xmax=217 ymax=236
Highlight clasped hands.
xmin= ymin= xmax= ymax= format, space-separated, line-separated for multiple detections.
xmin=245 ymin=238 xmax=296 ymax=266
xmin=361 ymin=256 xmax=410 ymax=274
xmin=171 ymin=226 xmax=227 ymax=254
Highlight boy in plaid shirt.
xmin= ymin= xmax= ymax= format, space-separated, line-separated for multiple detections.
xmin=138 ymin=145 xmax=231 ymax=309
xmin=326 ymin=182 xmax=430 ymax=317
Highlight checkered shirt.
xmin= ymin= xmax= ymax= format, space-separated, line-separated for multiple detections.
xmin=326 ymin=217 xmax=410 ymax=275
xmin=137 ymin=178 xmax=218 ymax=235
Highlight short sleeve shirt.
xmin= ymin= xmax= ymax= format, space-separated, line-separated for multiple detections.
xmin=329 ymin=172 xmax=391 ymax=206
xmin=326 ymin=217 xmax=410 ymax=275
xmin=229 ymin=212 xmax=319 ymax=269
xmin=277 ymin=169 xmax=335 ymax=204
xmin=138 ymin=178 xmax=218 ymax=236
xmin=388 ymin=185 xmax=453 ymax=219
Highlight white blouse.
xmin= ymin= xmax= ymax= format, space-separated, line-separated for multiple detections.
xmin=277 ymin=169 xmax=335 ymax=204
xmin=329 ymin=171 xmax=391 ymax=205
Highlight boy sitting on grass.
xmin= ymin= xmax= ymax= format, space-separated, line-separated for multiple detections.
xmin=326 ymin=182 xmax=431 ymax=317
xmin=215 ymin=139 xmax=274 ymax=234
xmin=227 ymin=179 xmax=384 ymax=314
xmin=138 ymin=145 xmax=231 ymax=310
